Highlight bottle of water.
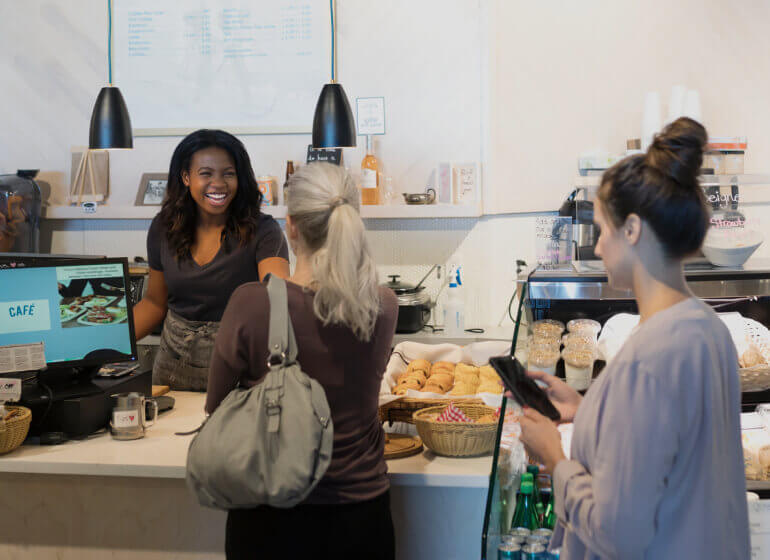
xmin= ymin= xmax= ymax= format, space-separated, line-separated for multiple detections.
xmin=443 ymin=265 xmax=464 ymax=336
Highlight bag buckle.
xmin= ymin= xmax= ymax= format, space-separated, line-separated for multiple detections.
xmin=267 ymin=352 xmax=287 ymax=368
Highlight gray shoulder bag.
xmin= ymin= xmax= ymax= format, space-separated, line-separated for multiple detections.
xmin=185 ymin=275 xmax=334 ymax=509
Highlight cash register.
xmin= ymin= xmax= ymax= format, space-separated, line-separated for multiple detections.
xmin=0 ymin=257 xmax=151 ymax=439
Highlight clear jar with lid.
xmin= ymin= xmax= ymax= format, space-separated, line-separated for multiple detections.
xmin=531 ymin=319 xmax=565 ymax=342
xmin=528 ymin=342 xmax=560 ymax=376
xmin=566 ymin=318 xmax=601 ymax=340
xmin=562 ymin=347 xmax=597 ymax=390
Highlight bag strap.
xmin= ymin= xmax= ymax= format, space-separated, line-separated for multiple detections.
xmin=266 ymin=275 xmax=298 ymax=366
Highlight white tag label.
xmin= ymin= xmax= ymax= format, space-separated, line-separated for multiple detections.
xmin=356 ymin=97 xmax=386 ymax=135
xmin=0 ymin=342 xmax=46 ymax=374
xmin=113 ymin=410 xmax=140 ymax=428
xmin=0 ymin=378 xmax=21 ymax=402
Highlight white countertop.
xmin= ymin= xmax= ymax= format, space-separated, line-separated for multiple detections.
xmin=0 ymin=392 xmax=492 ymax=488
xmin=138 ymin=326 xmax=514 ymax=348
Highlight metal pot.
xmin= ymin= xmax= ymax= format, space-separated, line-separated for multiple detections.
xmin=402 ymin=188 xmax=436 ymax=205
xmin=383 ymin=274 xmax=432 ymax=333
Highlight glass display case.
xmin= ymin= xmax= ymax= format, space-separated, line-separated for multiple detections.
xmin=482 ymin=254 xmax=770 ymax=557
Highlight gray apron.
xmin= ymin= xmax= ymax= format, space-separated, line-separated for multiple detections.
xmin=152 ymin=310 xmax=220 ymax=391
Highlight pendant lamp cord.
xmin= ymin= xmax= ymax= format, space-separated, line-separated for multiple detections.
xmin=108 ymin=0 xmax=113 ymax=85
xmin=330 ymin=0 xmax=335 ymax=82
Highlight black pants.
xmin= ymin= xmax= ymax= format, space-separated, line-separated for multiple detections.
xmin=226 ymin=490 xmax=395 ymax=560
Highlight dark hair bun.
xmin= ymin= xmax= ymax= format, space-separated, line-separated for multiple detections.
xmin=645 ymin=117 xmax=707 ymax=191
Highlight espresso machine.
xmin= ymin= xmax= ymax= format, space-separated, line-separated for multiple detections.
xmin=558 ymin=189 xmax=597 ymax=260
xmin=0 ymin=170 xmax=42 ymax=253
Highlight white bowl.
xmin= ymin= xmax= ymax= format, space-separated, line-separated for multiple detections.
xmin=702 ymin=229 xmax=763 ymax=267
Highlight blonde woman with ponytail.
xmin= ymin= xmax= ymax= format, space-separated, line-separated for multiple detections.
xmin=206 ymin=163 xmax=398 ymax=560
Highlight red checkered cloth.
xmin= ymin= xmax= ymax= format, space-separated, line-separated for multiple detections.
xmin=436 ymin=402 xmax=473 ymax=423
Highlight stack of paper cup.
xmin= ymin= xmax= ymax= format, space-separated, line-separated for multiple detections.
xmin=562 ymin=346 xmax=597 ymax=391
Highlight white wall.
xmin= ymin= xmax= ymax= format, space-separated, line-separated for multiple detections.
xmin=5 ymin=0 xmax=770 ymax=329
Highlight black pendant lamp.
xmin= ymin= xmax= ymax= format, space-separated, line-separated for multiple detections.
xmin=311 ymin=0 xmax=356 ymax=148
xmin=89 ymin=0 xmax=133 ymax=149
xmin=89 ymin=86 xmax=133 ymax=149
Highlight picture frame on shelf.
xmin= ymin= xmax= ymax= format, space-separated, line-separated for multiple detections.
xmin=134 ymin=173 xmax=169 ymax=206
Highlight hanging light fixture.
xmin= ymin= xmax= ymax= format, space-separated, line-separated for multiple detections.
xmin=89 ymin=0 xmax=133 ymax=149
xmin=72 ymin=0 xmax=132 ymax=205
xmin=311 ymin=0 xmax=356 ymax=149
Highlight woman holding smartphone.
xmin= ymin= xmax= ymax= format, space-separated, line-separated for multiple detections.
xmin=519 ymin=118 xmax=750 ymax=559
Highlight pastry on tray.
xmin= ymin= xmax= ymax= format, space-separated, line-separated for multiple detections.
xmin=455 ymin=371 xmax=480 ymax=386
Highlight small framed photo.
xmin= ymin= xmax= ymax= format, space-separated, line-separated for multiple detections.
xmin=135 ymin=173 xmax=169 ymax=206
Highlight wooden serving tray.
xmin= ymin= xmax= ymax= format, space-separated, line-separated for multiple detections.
xmin=384 ymin=434 xmax=423 ymax=460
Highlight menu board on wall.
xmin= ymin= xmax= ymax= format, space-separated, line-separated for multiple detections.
xmin=113 ymin=0 xmax=331 ymax=135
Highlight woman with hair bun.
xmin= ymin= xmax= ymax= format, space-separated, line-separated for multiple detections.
xmin=206 ymin=163 xmax=398 ymax=560
xmin=519 ymin=118 xmax=750 ymax=559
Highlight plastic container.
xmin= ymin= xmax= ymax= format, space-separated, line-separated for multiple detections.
xmin=528 ymin=343 xmax=560 ymax=376
xmin=566 ymin=318 xmax=601 ymax=339
xmin=562 ymin=332 xmax=597 ymax=350
xmin=531 ymin=319 xmax=565 ymax=341
xmin=562 ymin=347 xmax=596 ymax=390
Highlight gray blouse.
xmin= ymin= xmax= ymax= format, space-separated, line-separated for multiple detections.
xmin=552 ymin=298 xmax=750 ymax=559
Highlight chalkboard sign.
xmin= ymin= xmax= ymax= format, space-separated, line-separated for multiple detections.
xmin=306 ymin=145 xmax=343 ymax=165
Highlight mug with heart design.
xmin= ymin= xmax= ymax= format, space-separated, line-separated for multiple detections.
xmin=110 ymin=392 xmax=158 ymax=440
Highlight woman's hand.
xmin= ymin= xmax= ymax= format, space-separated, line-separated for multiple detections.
xmin=519 ymin=407 xmax=566 ymax=473
xmin=527 ymin=369 xmax=583 ymax=423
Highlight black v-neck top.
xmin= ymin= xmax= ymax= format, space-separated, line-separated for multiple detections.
xmin=147 ymin=214 xmax=289 ymax=321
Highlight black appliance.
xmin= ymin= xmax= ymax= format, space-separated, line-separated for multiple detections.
xmin=0 ymin=170 xmax=42 ymax=253
xmin=384 ymin=275 xmax=432 ymax=333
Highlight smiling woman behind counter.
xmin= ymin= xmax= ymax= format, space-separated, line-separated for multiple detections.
xmin=132 ymin=129 xmax=289 ymax=391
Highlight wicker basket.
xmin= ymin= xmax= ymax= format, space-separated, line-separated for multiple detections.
xmin=379 ymin=397 xmax=484 ymax=425
xmin=0 ymin=406 xmax=32 ymax=455
xmin=412 ymin=404 xmax=498 ymax=457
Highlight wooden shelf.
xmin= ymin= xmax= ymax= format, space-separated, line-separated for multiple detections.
xmin=42 ymin=204 xmax=481 ymax=220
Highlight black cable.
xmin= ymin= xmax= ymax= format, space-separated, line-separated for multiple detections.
xmin=391 ymin=351 xmax=410 ymax=366
xmin=507 ymin=290 xmax=518 ymax=324
xmin=465 ymin=328 xmax=485 ymax=334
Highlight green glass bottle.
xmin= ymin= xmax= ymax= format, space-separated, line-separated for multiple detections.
xmin=511 ymin=481 xmax=540 ymax=531
xmin=535 ymin=502 xmax=545 ymax=527
xmin=544 ymin=492 xmax=557 ymax=530
xmin=526 ymin=465 xmax=543 ymax=506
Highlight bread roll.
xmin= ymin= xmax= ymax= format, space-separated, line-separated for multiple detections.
xmin=449 ymin=382 xmax=477 ymax=396
xmin=430 ymin=361 xmax=455 ymax=376
xmin=407 ymin=359 xmax=431 ymax=374
xmin=455 ymin=363 xmax=479 ymax=377
xmin=427 ymin=372 xmax=453 ymax=387
xmin=740 ymin=345 xmax=766 ymax=368
xmin=476 ymin=414 xmax=498 ymax=423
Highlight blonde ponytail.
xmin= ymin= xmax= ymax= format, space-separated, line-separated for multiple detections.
xmin=287 ymin=163 xmax=380 ymax=340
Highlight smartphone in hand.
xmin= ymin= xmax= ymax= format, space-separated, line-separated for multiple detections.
xmin=489 ymin=354 xmax=561 ymax=422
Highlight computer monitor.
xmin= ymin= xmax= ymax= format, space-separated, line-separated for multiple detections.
xmin=0 ymin=257 xmax=137 ymax=369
